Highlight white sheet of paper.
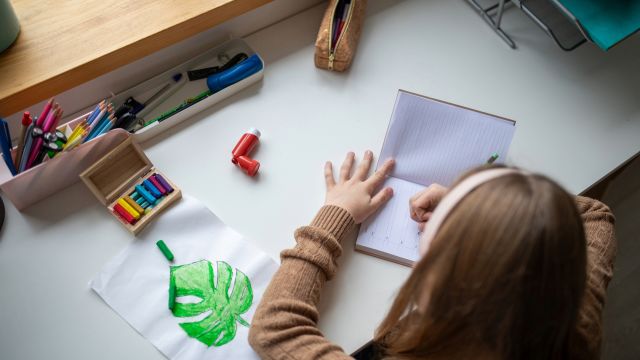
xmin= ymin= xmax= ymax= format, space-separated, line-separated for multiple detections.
xmin=356 ymin=91 xmax=516 ymax=265
xmin=91 ymin=195 xmax=279 ymax=360
xmin=357 ymin=177 xmax=424 ymax=265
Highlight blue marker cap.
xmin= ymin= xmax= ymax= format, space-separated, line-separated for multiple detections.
xmin=206 ymin=54 xmax=263 ymax=93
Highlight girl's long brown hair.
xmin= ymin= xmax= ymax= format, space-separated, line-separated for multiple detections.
xmin=374 ymin=166 xmax=589 ymax=360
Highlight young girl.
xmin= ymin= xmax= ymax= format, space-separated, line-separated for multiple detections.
xmin=248 ymin=151 xmax=616 ymax=359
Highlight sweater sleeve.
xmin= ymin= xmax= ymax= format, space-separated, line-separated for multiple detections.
xmin=575 ymin=196 xmax=617 ymax=355
xmin=249 ymin=205 xmax=356 ymax=360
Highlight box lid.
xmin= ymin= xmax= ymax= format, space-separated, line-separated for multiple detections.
xmin=80 ymin=137 xmax=153 ymax=205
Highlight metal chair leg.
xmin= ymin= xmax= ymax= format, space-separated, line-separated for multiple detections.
xmin=466 ymin=0 xmax=517 ymax=49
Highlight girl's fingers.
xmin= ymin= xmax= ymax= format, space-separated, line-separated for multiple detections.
xmin=324 ymin=161 xmax=336 ymax=189
xmin=339 ymin=152 xmax=355 ymax=182
xmin=371 ymin=187 xmax=394 ymax=209
xmin=411 ymin=207 xmax=425 ymax=222
xmin=410 ymin=189 xmax=433 ymax=218
xmin=366 ymin=158 xmax=395 ymax=190
xmin=354 ymin=150 xmax=373 ymax=180
xmin=418 ymin=221 xmax=426 ymax=231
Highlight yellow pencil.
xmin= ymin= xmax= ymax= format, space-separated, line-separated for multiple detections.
xmin=62 ymin=129 xmax=86 ymax=152
xmin=69 ymin=119 xmax=86 ymax=138
xmin=65 ymin=119 xmax=88 ymax=147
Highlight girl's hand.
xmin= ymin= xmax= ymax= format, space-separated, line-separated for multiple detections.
xmin=410 ymin=184 xmax=448 ymax=231
xmin=324 ymin=151 xmax=395 ymax=224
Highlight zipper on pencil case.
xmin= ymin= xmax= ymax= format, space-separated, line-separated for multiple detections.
xmin=328 ymin=0 xmax=355 ymax=70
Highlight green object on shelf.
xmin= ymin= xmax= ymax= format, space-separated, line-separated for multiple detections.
xmin=143 ymin=89 xmax=212 ymax=128
xmin=0 ymin=0 xmax=20 ymax=53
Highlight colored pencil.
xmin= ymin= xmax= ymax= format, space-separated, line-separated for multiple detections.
xmin=25 ymin=105 xmax=58 ymax=169
xmin=35 ymin=99 xmax=53 ymax=128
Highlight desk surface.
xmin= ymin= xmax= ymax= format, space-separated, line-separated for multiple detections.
xmin=0 ymin=0 xmax=270 ymax=117
xmin=1 ymin=0 xmax=639 ymax=358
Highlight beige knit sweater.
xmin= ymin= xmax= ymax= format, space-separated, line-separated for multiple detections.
xmin=248 ymin=196 xmax=616 ymax=359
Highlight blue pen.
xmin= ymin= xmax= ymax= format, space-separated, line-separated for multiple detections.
xmin=143 ymin=179 xmax=162 ymax=198
xmin=0 ymin=119 xmax=18 ymax=176
xmin=135 ymin=184 xmax=156 ymax=204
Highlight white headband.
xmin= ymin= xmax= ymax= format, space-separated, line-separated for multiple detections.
xmin=419 ymin=168 xmax=524 ymax=257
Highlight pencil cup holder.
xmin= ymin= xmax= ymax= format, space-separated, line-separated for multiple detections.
xmin=0 ymin=0 xmax=20 ymax=53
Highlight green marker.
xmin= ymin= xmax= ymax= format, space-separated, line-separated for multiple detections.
xmin=486 ymin=153 xmax=499 ymax=164
xmin=143 ymin=90 xmax=212 ymax=128
xmin=156 ymin=240 xmax=174 ymax=261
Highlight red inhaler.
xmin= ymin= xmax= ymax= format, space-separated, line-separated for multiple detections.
xmin=231 ymin=128 xmax=261 ymax=176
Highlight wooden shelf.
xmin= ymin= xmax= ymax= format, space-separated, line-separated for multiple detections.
xmin=0 ymin=0 xmax=271 ymax=117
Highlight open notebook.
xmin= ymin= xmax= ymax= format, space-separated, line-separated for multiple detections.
xmin=356 ymin=90 xmax=516 ymax=266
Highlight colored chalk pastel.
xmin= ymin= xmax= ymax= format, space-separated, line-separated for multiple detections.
xmin=156 ymin=240 xmax=174 ymax=261
xmin=143 ymin=179 xmax=162 ymax=198
xmin=148 ymin=176 xmax=167 ymax=195
xmin=145 ymin=208 xmax=153 ymax=214
xmin=117 ymin=198 xmax=140 ymax=220
xmin=130 ymin=192 xmax=140 ymax=200
xmin=124 ymin=196 xmax=145 ymax=214
xmin=140 ymin=201 xmax=150 ymax=208
xmin=153 ymin=173 xmax=174 ymax=193
xmin=136 ymin=197 xmax=145 ymax=206
xmin=113 ymin=203 xmax=136 ymax=224
xmin=112 ymin=208 xmax=127 ymax=223
xmin=115 ymin=202 xmax=138 ymax=222
xmin=135 ymin=184 xmax=156 ymax=204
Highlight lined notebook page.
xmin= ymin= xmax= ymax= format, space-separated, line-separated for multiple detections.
xmin=356 ymin=90 xmax=516 ymax=266
xmin=357 ymin=177 xmax=424 ymax=265
xmin=380 ymin=91 xmax=516 ymax=186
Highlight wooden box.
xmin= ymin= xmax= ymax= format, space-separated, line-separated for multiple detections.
xmin=80 ymin=137 xmax=181 ymax=234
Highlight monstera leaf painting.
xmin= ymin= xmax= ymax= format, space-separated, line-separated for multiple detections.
xmin=169 ymin=260 xmax=253 ymax=347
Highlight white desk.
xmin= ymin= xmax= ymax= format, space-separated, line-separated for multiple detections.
xmin=1 ymin=0 xmax=639 ymax=358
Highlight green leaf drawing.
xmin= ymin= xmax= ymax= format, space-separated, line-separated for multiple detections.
xmin=169 ymin=260 xmax=253 ymax=347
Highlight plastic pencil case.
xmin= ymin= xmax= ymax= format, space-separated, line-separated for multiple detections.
xmin=65 ymin=38 xmax=265 ymax=143
xmin=0 ymin=113 xmax=131 ymax=210
xmin=0 ymin=39 xmax=260 ymax=211
xmin=315 ymin=0 xmax=367 ymax=72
